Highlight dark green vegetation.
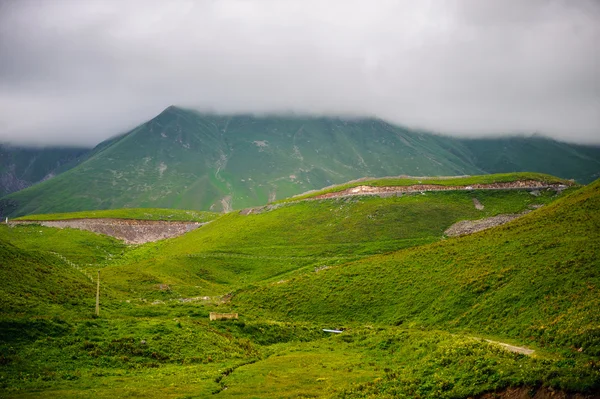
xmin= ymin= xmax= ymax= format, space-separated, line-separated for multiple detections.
xmin=0 ymin=144 xmax=89 ymax=197
xmin=1 ymin=107 xmax=599 ymax=218
xmin=458 ymin=136 xmax=600 ymax=185
xmin=13 ymin=208 xmax=219 ymax=223
xmin=1 ymin=175 xmax=599 ymax=398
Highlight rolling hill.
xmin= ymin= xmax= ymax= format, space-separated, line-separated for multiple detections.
xmin=0 ymin=174 xmax=598 ymax=398
xmin=1 ymin=106 xmax=599 ymax=218
xmin=237 ymin=179 xmax=600 ymax=356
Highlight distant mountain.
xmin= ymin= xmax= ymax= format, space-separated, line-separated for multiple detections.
xmin=0 ymin=145 xmax=89 ymax=197
xmin=1 ymin=106 xmax=599 ymax=217
xmin=456 ymin=136 xmax=600 ymax=184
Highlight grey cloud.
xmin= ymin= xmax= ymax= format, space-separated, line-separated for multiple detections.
xmin=0 ymin=0 xmax=598 ymax=146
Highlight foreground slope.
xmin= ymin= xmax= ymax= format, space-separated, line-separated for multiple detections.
xmin=238 ymin=179 xmax=600 ymax=355
xmin=1 ymin=178 xmax=598 ymax=398
xmin=0 ymin=239 xmax=96 ymax=320
xmin=1 ymin=107 xmax=599 ymax=217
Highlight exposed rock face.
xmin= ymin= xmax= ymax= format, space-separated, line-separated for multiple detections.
xmin=444 ymin=212 xmax=529 ymax=237
xmin=0 ymin=145 xmax=89 ymax=197
xmin=472 ymin=197 xmax=485 ymax=210
xmin=0 ymin=166 xmax=30 ymax=195
xmin=8 ymin=219 xmax=204 ymax=244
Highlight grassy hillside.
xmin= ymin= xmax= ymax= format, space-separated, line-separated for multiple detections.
xmin=237 ymin=180 xmax=600 ymax=355
xmin=283 ymin=172 xmax=569 ymax=202
xmin=1 ymin=178 xmax=598 ymax=398
xmin=13 ymin=208 xmax=219 ymax=222
xmin=1 ymin=107 xmax=598 ymax=218
xmin=0 ymin=239 xmax=96 ymax=318
xmin=97 ymin=183 xmax=564 ymax=299
xmin=0 ymin=223 xmax=126 ymax=266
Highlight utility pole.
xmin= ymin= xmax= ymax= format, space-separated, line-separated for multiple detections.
xmin=96 ymin=270 xmax=100 ymax=316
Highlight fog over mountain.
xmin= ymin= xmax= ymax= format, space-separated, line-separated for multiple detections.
xmin=0 ymin=0 xmax=599 ymax=146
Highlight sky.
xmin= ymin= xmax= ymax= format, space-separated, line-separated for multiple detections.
xmin=0 ymin=0 xmax=599 ymax=147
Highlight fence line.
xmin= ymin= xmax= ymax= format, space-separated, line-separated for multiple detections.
xmin=50 ymin=251 xmax=94 ymax=283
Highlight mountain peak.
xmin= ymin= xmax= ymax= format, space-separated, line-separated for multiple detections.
xmin=160 ymin=105 xmax=183 ymax=115
xmin=152 ymin=105 xmax=190 ymax=125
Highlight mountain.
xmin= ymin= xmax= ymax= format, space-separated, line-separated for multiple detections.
xmin=456 ymin=136 xmax=600 ymax=184
xmin=1 ymin=106 xmax=599 ymax=217
xmin=0 ymin=144 xmax=89 ymax=197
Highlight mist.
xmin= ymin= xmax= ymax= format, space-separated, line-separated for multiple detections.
xmin=0 ymin=0 xmax=599 ymax=146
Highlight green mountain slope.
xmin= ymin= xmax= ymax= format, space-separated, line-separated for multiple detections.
xmin=1 ymin=107 xmax=599 ymax=218
xmin=237 ymin=179 xmax=600 ymax=355
xmin=457 ymin=136 xmax=600 ymax=184
xmin=0 ymin=144 xmax=89 ymax=197
xmin=96 ymin=174 xmax=569 ymax=299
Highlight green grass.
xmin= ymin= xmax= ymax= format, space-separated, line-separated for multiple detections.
xmin=13 ymin=208 xmax=220 ymax=222
xmin=219 ymin=328 xmax=599 ymax=398
xmin=1 ymin=175 xmax=598 ymax=398
xmin=280 ymin=172 xmax=571 ymax=203
xmin=94 ymin=187 xmax=564 ymax=300
xmin=0 ymin=239 xmax=96 ymax=318
xmin=236 ymin=180 xmax=600 ymax=356
xmin=0 ymin=223 xmax=126 ymax=266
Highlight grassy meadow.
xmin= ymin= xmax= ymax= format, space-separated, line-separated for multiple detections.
xmin=1 ymin=174 xmax=598 ymax=398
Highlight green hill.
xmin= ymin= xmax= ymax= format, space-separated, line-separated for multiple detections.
xmin=13 ymin=208 xmax=219 ymax=222
xmin=1 ymin=176 xmax=598 ymax=398
xmin=1 ymin=107 xmax=599 ymax=218
xmin=282 ymin=171 xmax=569 ymax=202
xmin=0 ymin=239 xmax=96 ymax=319
xmin=237 ymin=179 xmax=600 ymax=355
xmin=96 ymin=174 xmax=568 ymax=298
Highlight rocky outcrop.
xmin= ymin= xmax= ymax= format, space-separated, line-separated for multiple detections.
xmin=8 ymin=218 xmax=204 ymax=244
xmin=0 ymin=167 xmax=30 ymax=196
xmin=444 ymin=212 xmax=531 ymax=237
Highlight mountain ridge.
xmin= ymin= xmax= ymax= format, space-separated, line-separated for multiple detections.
xmin=1 ymin=106 xmax=599 ymax=217
xmin=0 ymin=144 xmax=90 ymax=197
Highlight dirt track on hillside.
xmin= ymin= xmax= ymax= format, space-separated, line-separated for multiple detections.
xmin=312 ymin=180 xmax=567 ymax=200
xmin=8 ymin=218 xmax=204 ymax=244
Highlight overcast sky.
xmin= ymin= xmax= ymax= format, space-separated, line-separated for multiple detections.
xmin=0 ymin=0 xmax=599 ymax=146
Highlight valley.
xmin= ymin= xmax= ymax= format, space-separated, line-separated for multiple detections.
xmin=1 ymin=174 xmax=598 ymax=398
xmin=3 ymin=3 xmax=599 ymax=398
